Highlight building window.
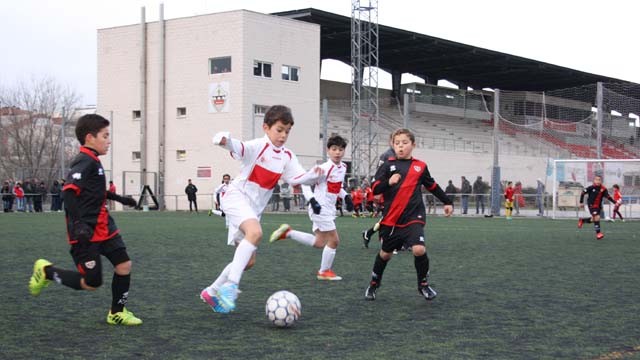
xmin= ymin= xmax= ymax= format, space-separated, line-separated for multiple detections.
xmin=176 ymin=150 xmax=187 ymax=160
xmin=177 ymin=107 xmax=187 ymax=117
xmin=253 ymin=61 xmax=272 ymax=78
xmin=281 ymin=65 xmax=299 ymax=82
xmin=132 ymin=110 xmax=141 ymax=120
xmin=197 ymin=167 xmax=212 ymax=178
xmin=254 ymin=105 xmax=269 ymax=116
xmin=209 ymin=57 xmax=231 ymax=74
xmin=132 ymin=151 xmax=141 ymax=161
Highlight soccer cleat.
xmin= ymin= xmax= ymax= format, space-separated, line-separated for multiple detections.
xmin=418 ymin=282 xmax=437 ymax=301
xmin=217 ymin=283 xmax=239 ymax=312
xmin=596 ymin=232 xmax=604 ymax=240
xmin=317 ymin=269 xmax=342 ymax=281
xmin=364 ymin=282 xmax=378 ymax=301
xmin=107 ymin=307 xmax=143 ymax=325
xmin=29 ymin=259 xmax=52 ymax=296
xmin=578 ymin=218 xmax=584 ymax=228
xmin=200 ymin=289 xmax=228 ymax=313
xmin=269 ymin=224 xmax=291 ymax=243
xmin=362 ymin=230 xmax=372 ymax=248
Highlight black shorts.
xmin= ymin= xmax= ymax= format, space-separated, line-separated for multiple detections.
xmin=70 ymin=235 xmax=129 ymax=276
xmin=589 ymin=207 xmax=602 ymax=216
xmin=379 ymin=223 xmax=426 ymax=253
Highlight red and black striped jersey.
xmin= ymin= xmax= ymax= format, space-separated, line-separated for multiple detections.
xmin=63 ymin=146 xmax=119 ymax=243
xmin=372 ymin=157 xmax=451 ymax=227
xmin=579 ymin=184 xmax=615 ymax=208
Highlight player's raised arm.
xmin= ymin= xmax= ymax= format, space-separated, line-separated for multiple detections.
xmin=212 ymin=131 xmax=247 ymax=160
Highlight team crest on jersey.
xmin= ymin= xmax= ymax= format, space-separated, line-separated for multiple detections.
xmin=72 ymin=172 xmax=82 ymax=180
xmin=390 ymin=165 xmax=396 ymax=172
xmin=85 ymin=260 xmax=96 ymax=269
xmin=98 ymin=168 xmax=104 ymax=176
xmin=414 ymin=165 xmax=422 ymax=172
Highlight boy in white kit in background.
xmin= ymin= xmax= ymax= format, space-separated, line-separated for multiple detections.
xmin=200 ymin=105 xmax=322 ymax=313
xmin=269 ymin=134 xmax=353 ymax=281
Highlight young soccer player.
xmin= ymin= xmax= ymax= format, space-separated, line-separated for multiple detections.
xmin=364 ymin=128 xmax=453 ymax=301
xmin=612 ymin=184 xmax=624 ymax=222
xmin=504 ymin=181 xmax=514 ymax=220
xmin=577 ymin=175 xmax=616 ymax=239
xmin=269 ymin=135 xmax=353 ymax=281
xmin=28 ymin=114 xmax=141 ymax=325
xmin=208 ymin=173 xmax=230 ymax=217
xmin=351 ymin=186 xmax=363 ymax=217
xmin=200 ymin=105 xmax=322 ymax=313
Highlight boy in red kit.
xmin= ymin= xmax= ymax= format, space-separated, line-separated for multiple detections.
xmin=504 ymin=181 xmax=514 ymax=220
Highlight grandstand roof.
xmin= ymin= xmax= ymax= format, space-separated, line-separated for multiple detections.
xmin=274 ymin=8 xmax=634 ymax=91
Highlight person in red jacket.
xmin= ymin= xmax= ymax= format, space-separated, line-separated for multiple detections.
xmin=28 ymin=114 xmax=141 ymax=325
xmin=611 ymin=184 xmax=623 ymax=221
xmin=14 ymin=182 xmax=25 ymax=212
xmin=351 ymin=186 xmax=363 ymax=217
xmin=504 ymin=181 xmax=514 ymax=220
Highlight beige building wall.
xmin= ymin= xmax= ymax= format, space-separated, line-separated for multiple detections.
xmin=98 ymin=10 xmax=321 ymax=210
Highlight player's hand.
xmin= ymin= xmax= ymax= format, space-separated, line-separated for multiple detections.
xmin=309 ymin=197 xmax=322 ymax=215
xmin=121 ymin=196 xmax=137 ymax=207
xmin=443 ymin=204 xmax=453 ymax=217
xmin=344 ymin=195 xmax=354 ymax=210
xmin=212 ymin=131 xmax=230 ymax=146
xmin=389 ymin=173 xmax=402 ymax=186
xmin=72 ymin=221 xmax=93 ymax=245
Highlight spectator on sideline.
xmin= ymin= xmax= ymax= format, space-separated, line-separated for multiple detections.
xmin=280 ymin=183 xmax=292 ymax=212
xmin=271 ymin=182 xmax=280 ymax=211
xmin=50 ymin=180 xmax=61 ymax=211
xmin=14 ymin=182 xmax=25 ymax=212
xmin=2 ymin=181 xmax=14 ymax=212
xmin=473 ymin=176 xmax=486 ymax=215
xmin=185 ymin=179 xmax=198 ymax=213
xmin=460 ymin=176 xmax=471 ymax=214
xmin=536 ymin=178 xmax=545 ymax=216
xmin=34 ymin=181 xmax=47 ymax=212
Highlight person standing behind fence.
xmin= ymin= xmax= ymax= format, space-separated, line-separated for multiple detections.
xmin=271 ymin=182 xmax=281 ymax=211
xmin=185 ymin=179 xmax=198 ymax=213
xmin=50 ymin=180 xmax=61 ymax=211
xmin=14 ymin=182 xmax=25 ymax=212
xmin=34 ymin=181 xmax=46 ymax=212
xmin=281 ymin=183 xmax=292 ymax=212
xmin=2 ymin=181 xmax=13 ymax=212
xmin=536 ymin=178 xmax=545 ymax=216
xmin=460 ymin=176 xmax=471 ymax=215
xmin=513 ymin=181 xmax=523 ymax=215
xmin=108 ymin=181 xmax=116 ymax=210
xmin=23 ymin=179 xmax=35 ymax=212
xmin=473 ymin=176 xmax=486 ymax=215
xmin=445 ymin=180 xmax=458 ymax=207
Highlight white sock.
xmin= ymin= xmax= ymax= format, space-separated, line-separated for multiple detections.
xmin=319 ymin=245 xmax=337 ymax=272
xmin=207 ymin=263 xmax=232 ymax=295
xmin=289 ymin=230 xmax=316 ymax=247
xmin=227 ymin=239 xmax=257 ymax=285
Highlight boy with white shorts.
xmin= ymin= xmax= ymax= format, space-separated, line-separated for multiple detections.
xmin=199 ymin=105 xmax=321 ymax=313
xmin=269 ymin=135 xmax=352 ymax=281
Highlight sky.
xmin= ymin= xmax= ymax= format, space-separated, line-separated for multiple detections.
xmin=1 ymin=0 xmax=638 ymax=107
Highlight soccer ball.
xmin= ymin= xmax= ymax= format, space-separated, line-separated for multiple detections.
xmin=265 ymin=290 xmax=301 ymax=328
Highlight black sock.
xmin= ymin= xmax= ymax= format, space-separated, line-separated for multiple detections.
xmin=45 ymin=266 xmax=83 ymax=290
xmin=582 ymin=217 xmax=592 ymax=223
xmin=371 ymin=254 xmax=389 ymax=286
xmin=594 ymin=221 xmax=601 ymax=233
xmin=111 ymin=273 xmax=131 ymax=313
xmin=414 ymin=254 xmax=430 ymax=285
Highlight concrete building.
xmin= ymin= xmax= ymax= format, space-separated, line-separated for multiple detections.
xmin=98 ymin=9 xmax=321 ymax=209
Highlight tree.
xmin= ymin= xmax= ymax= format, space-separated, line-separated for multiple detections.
xmin=0 ymin=77 xmax=80 ymax=183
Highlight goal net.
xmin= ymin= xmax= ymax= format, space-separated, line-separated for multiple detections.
xmin=550 ymin=159 xmax=640 ymax=219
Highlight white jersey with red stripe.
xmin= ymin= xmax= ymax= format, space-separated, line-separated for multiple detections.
xmin=214 ymin=183 xmax=228 ymax=196
xmin=309 ymin=160 xmax=348 ymax=218
xmin=219 ymin=134 xmax=316 ymax=214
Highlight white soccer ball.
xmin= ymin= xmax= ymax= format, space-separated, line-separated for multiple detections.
xmin=265 ymin=290 xmax=301 ymax=328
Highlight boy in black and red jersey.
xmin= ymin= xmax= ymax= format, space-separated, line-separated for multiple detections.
xmin=28 ymin=114 xmax=141 ymax=325
xmin=364 ymin=128 xmax=453 ymax=301
xmin=578 ymin=175 xmax=615 ymax=240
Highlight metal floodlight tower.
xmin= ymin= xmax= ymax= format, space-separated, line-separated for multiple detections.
xmin=351 ymin=0 xmax=379 ymax=182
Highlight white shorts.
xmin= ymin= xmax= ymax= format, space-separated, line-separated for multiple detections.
xmin=221 ymin=189 xmax=262 ymax=246
xmin=309 ymin=211 xmax=337 ymax=232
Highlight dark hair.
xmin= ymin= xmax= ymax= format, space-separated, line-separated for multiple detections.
xmin=327 ymin=134 xmax=347 ymax=149
xmin=391 ymin=128 xmax=415 ymax=144
xmin=507 ymin=181 xmax=513 ymax=185
xmin=75 ymin=114 xmax=110 ymax=145
xmin=613 ymin=184 xmax=620 ymax=189
xmin=264 ymin=105 xmax=294 ymax=127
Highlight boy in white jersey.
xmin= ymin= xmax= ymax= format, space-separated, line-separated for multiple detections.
xmin=208 ymin=173 xmax=230 ymax=217
xmin=269 ymin=135 xmax=353 ymax=281
xmin=200 ymin=105 xmax=321 ymax=313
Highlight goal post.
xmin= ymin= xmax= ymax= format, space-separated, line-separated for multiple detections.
xmin=551 ymin=159 xmax=640 ymax=219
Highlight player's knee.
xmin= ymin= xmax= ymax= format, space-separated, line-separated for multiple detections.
xmin=83 ymin=274 xmax=102 ymax=289
xmin=114 ymin=260 xmax=132 ymax=275
xmin=379 ymin=250 xmax=392 ymax=261
xmin=593 ymin=215 xmax=601 ymax=222
xmin=412 ymin=245 xmax=426 ymax=257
